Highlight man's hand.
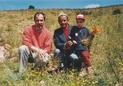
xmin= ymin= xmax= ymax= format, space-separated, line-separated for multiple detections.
xmin=81 ymin=38 xmax=90 ymax=46
xmin=72 ymin=40 xmax=77 ymax=44
xmin=64 ymin=41 xmax=73 ymax=50
xmin=38 ymin=49 xmax=46 ymax=57
xmin=31 ymin=46 xmax=39 ymax=52
xmin=31 ymin=46 xmax=46 ymax=58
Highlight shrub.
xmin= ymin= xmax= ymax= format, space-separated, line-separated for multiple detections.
xmin=28 ymin=5 xmax=35 ymax=10
xmin=112 ymin=9 xmax=121 ymax=15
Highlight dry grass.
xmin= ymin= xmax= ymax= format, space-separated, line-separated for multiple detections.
xmin=0 ymin=7 xmax=123 ymax=85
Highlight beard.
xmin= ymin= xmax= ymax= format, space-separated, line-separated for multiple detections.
xmin=35 ymin=25 xmax=42 ymax=32
xmin=35 ymin=23 xmax=44 ymax=31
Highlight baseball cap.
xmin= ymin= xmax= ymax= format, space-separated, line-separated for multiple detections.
xmin=76 ymin=14 xmax=85 ymax=20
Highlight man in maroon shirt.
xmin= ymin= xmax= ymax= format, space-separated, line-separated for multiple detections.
xmin=19 ymin=12 xmax=52 ymax=73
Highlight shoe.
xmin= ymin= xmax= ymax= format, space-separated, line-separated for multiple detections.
xmin=79 ymin=69 xmax=86 ymax=77
xmin=86 ymin=67 xmax=94 ymax=76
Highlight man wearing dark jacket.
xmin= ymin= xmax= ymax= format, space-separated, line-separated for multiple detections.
xmin=53 ymin=12 xmax=79 ymax=70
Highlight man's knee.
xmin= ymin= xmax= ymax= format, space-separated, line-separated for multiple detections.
xmin=54 ymin=49 xmax=61 ymax=57
xmin=55 ymin=49 xmax=61 ymax=54
xmin=70 ymin=53 xmax=79 ymax=60
xmin=19 ymin=45 xmax=29 ymax=53
xmin=19 ymin=45 xmax=28 ymax=51
xmin=80 ymin=51 xmax=90 ymax=58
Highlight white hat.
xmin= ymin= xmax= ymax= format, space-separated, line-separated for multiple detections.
xmin=58 ymin=11 xmax=68 ymax=17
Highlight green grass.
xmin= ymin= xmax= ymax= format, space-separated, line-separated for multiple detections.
xmin=0 ymin=7 xmax=123 ymax=86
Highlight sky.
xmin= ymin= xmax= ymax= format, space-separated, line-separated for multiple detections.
xmin=0 ymin=0 xmax=123 ymax=10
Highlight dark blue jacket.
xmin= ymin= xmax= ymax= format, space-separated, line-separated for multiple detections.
xmin=53 ymin=25 xmax=72 ymax=52
xmin=70 ymin=26 xmax=90 ymax=51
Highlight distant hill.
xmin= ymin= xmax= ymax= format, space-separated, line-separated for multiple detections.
xmin=35 ymin=4 xmax=123 ymax=17
xmin=71 ymin=4 xmax=123 ymax=15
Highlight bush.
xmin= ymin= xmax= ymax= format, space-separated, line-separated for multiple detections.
xmin=28 ymin=5 xmax=35 ymax=9
xmin=112 ymin=9 xmax=121 ymax=15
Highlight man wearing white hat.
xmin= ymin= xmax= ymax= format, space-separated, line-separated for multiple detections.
xmin=53 ymin=12 xmax=79 ymax=70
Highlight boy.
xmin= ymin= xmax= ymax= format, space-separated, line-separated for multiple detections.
xmin=70 ymin=13 xmax=95 ymax=75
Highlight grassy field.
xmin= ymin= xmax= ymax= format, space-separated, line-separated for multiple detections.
xmin=0 ymin=5 xmax=123 ymax=86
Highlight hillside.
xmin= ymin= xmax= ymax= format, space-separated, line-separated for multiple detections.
xmin=0 ymin=5 xmax=123 ymax=86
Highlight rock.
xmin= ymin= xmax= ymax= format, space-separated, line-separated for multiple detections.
xmin=0 ymin=46 xmax=6 ymax=63
xmin=4 ymin=43 xmax=12 ymax=50
xmin=0 ymin=43 xmax=18 ymax=63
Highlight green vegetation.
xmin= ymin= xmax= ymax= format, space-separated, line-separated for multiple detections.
xmin=0 ymin=5 xmax=123 ymax=86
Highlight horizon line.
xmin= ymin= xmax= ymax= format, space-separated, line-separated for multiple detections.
xmin=0 ymin=4 xmax=123 ymax=11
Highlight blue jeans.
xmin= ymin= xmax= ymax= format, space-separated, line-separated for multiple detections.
xmin=55 ymin=49 xmax=80 ymax=69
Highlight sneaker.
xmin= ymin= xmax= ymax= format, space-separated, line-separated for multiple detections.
xmin=86 ymin=67 xmax=94 ymax=76
xmin=79 ymin=69 xmax=86 ymax=77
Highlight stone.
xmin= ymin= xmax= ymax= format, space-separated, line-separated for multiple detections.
xmin=0 ymin=46 xmax=6 ymax=63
